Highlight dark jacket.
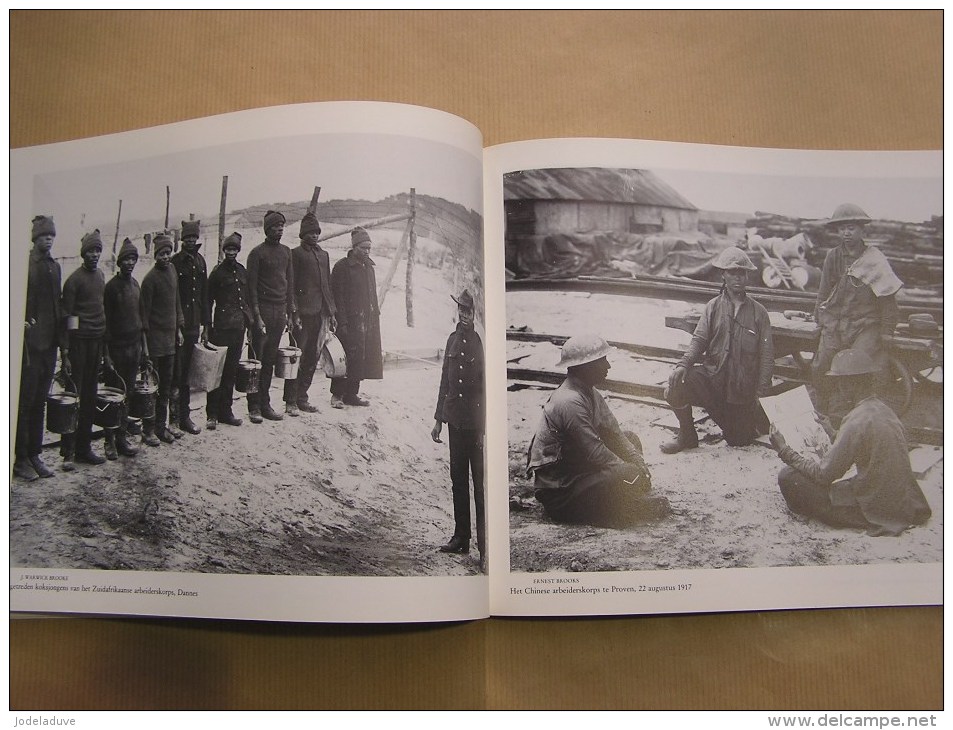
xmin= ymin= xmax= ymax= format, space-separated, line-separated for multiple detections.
xmin=24 ymin=248 xmax=63 ymax=352
xmin=292 ymin=242 xmax=336 ymax=318
xmin=247 ymin=240 xmax=295 ymax=319
xmin=434 ymin=323 xmax=484 ymax=431
xmin=171 ymin=248 xmax=209 ymax=330
xmin=61 ymin=265 xmax=106 ymax=339
xmin=140 ymin=264 xmax=184 ymax=357
xmin=815 ymin=244 xmax=900 ymax=340
xmin=208 ymin=259 xmax=253 ymax=332
xmin=103 ymin=274 xmax=143 ymax=343
xmin=331 ymin=250 xmax=382 ymax=380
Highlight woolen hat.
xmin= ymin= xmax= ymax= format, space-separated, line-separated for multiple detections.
xmin=263 ymin=210 xmax=286 ymax=231
xmin=181 ymin=220 xmax=201 ymax=239
xmin=711 ymin=246 xmax=757 ymax=271
xmin=32 ymin=215 xmax=55 ymax=241
xmin=351 ymin=227 xmax=371 ymax=247
xmin=223 ymin=232 xmax=243 ymax=251
xmin=299 ymin=212 xmax=322 ymax=238
xmin=80 ymin=230 xmax=103 ymax=255
xmin=117 ymin=238 xmax=139 ymax=262
xmin=153 ymin=232 xmax=174 ymax=256
xmin=827 ymin=203 xmax=872 ymax=228
xmin=451 ymin=289 xmax=475 ymax=309
xmin=557 ymin=333 xmax=611 ymax=369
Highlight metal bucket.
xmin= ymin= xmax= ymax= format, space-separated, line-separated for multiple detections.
xmin=275 ymin=346 xmax=302 ymax=380
xmin=46 ymin=392 xmax=79 ymax=434
xmin=94 ymin=386 xmax=125 ymax=428
xmin=236 ymin=359 xmax=261 ymax=394
xmin=321 ymin=334 xmax=347 ymax=379
xmin=129 ymin=364 xmax=158 ymax=420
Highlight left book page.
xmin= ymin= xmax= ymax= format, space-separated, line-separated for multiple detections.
xmin=9 ymin=101 xmax=489 ymax=623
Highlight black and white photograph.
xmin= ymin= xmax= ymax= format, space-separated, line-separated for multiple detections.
xmin=10 ymin=103 xmax=488 ymax=621
xmin=499 ymin=160 xmax=942 ymax=583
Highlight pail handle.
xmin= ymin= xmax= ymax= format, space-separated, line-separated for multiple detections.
xmin=137 ymin=359 xmax=158 ymax=388
xmin=49 ymin=368 xmax=77 ymax=396
xmin=246 ymin=335 xmax=257 ymax=361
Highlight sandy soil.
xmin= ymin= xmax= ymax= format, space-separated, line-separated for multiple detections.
xmin=504 ymin=289 xmax=944 ymax=574
xmin=11 ymin=239 xmax=484 ymax=577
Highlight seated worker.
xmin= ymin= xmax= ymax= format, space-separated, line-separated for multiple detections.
xmin=661 ymin=245 xmax=773 ymax=453
xmin=769 ymin=348 xmax=931 ymax=537
xmin=525 ymin=334 xmax=669 ymax=528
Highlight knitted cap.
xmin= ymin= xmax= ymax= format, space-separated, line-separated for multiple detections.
xmin=181 ymin=220 xmax=201 ymax=239
xmin=223 ymin=232 xmax=243 ymax=251
xmin=80 ymin=230 xmax=103 ymax=255
xmin=153 ymin=232 xmax=174 ymax=256
xmin=32 ymin=215 xmax=55 ymax=241
xmin=263 ymin=210 xmax=286 ymax=231
xmin=351 ymin=227 xmax=371 ymax=247
xmin=299 ymin=211 xmax=322 ymax=238
xmin=117 ymin=238 xmax=139 ymax=262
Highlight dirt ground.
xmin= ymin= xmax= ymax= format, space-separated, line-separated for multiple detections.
xmin=505 ymin=290 xmax=944 ymax=574
xmin=10 ymin=238 xmax=484 ymax=578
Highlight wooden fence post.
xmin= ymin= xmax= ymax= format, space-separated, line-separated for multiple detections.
xmin=405 ymin=188 xmax=416 ymax=327
xmin=218 ymin=176 xmax=228 ymax=264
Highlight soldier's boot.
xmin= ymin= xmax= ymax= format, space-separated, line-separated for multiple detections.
xmin=141 ymin=419 xmax=161 ymax=447
xmin=104 ymin=430 xmax=119 ymax=461
xmin=660 ymin=407 xmax=699 ymax=455
xmin=116 ymin=431 xmax=139 ymax=457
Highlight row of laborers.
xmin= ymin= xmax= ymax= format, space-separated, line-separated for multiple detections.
xmin=16 ymin=208 xmax=487 ymax=562
xmin=524 ymin=204 xmax=932 ymax=538
xmin=17 ymin=210 xmax=389 ymax=472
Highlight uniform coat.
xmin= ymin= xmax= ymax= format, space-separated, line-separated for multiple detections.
xmin=331 ymin=250 xmax=383 ymax=382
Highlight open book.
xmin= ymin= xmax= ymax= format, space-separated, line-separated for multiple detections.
xmin=9 ymin=102 xmax=942 ymax=623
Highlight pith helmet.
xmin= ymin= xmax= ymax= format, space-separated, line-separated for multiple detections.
xmin=827 ymin=203 xmax=871 ymax=228
xmin=711 ymin=246 xmax=757 ymax=271
xmin=557 ymin=333 xmax=611 ymax=369
xmin=827 ymin=349 xmax=879 ymax=377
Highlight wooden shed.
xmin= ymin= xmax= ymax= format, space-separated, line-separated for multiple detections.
xmin=504 ymin=167 xmax=699 ymax=238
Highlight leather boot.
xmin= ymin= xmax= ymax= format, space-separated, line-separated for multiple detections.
xmin=439 ymin=535 xmax=470 ymax=554
xmin=660 ymin=407 xmax=699 ymax=454
xmin=104 ymin=430 xmax=119 ymax=461
xmin=142 ymin=420 xmax=160 ymax=447
xmin=116 ymin=433 xmax=139 ymax=457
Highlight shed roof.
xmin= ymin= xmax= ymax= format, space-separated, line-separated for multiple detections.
xmin=503 ymin=167 xmax=697 ymax=210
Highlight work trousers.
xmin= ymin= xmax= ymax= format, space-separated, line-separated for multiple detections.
xmin=666 ymin=365 xmax=766 ymax=446
xmin=107 ymin=337 xmax=141 ymax=438
xmin=150 ymin=354 xmax=175 ymax=431
xmin=16 ymin=346 xmax=57 ymax=458
xmin=62 ymin=335 xmax=103 ymax=455
xmin=534 ymin=461 xmax=655 ymax=529
xmin=207 ymin=328 xmax=244 ymax=419
xmin=448 ymin=425 xmax=486 ymax=554
xmin=330 ymin=375 xmax=362 ymax=399
xmin=777 ymin=466 xmax=869 ymax=530
xmin=284 ymin=313 xmax=326 ymax=406
xmin=176 ymin=327 xmax=200 ymax=422
xmin=249 ymin=302 xmax=288 ymax=411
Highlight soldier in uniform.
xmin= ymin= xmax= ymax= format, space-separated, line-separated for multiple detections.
xmin=813 ymin=203 xmax=902 ymax=421
xmin=205 ymin=232 xmax=252 ymax=429
xmin=770 ymin=349 xmax=930 ymax=536
xmin=14 ymin=216 xmax=66 ymax=480
xmin=660 ymin=246 xmax=774 ymax=454
xmin=432 ymin=290 xmax=485 ymax=562
xmin=171 ymin=219 xmax=208 ymax=435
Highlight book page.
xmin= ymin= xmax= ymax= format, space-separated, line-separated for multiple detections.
xmin=10 ymin=102 xmax=490 ymax=623
xmin=483 ymin=138 xmax=941 ymax=617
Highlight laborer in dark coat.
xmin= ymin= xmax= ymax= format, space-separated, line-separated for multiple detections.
xmin=813 ymin=203 xmax=902 ymax=422
xmin=432 ymin=290 xmax=486 ymax=563
xmin=329 ymin=227 xmax=382 ymax=408
xmin=102 ymin=237 xmax=143 ymax=459
xmin=246 ymin=210 xmax=296 ymax=422
xmin=526 ymin=334 xmax=670 ymax=528
xmin=770 ymin=348 xmax=930 ymax=536
xmin=140 ymin=232 xmax=184 ymax=445
xmin=205 ymin=232 xmax=252 ymax=429
xmin=661 ymin=246 xmax=774 ymax=454
xmin=171 ymin=219 xmax=208 ymax=435
xmin=60 ymin=230 xmax=109 ymax=467
xmin=285 ymin=211 xmax=336 ymax=415
xmin=14 ymin=215 xmax=66 ymax=480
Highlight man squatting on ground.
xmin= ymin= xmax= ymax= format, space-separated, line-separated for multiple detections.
xmin=205 ymin=232 xmax=251 ymax=429
xmin=246 ymin=210 xmax=297 ymax=423
xmin=14 ymin=216 xmax=66 ymax=480
xmin=661 ymin=246 xmax=774 ymax=454
xmin=770 ymin=348 xmax=930 ymax=536
xmin=286 ymin=211 xmax=337 ymax=415
xmin=102 ymin=238 xmax=143 ymax=460
xmin=60 ymin=230 xmax=109 ymax=467
xmin=171 ymin=219 xmax=209 ymax=435
xmin=329 ymin=227 xmax=383 ymax=409
xmin=140 ymin=232 xmax=185 ymax=445
xmin=432 ymin=290 xmax=486 ymax=560
xmin=526 ymin=334 xmax=670 ymax=528
xmin=813 ymin=203 xmax=902 ymax=422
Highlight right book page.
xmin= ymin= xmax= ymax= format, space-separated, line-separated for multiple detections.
xmin=483 ymin=138 xmax=942 ymax=617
